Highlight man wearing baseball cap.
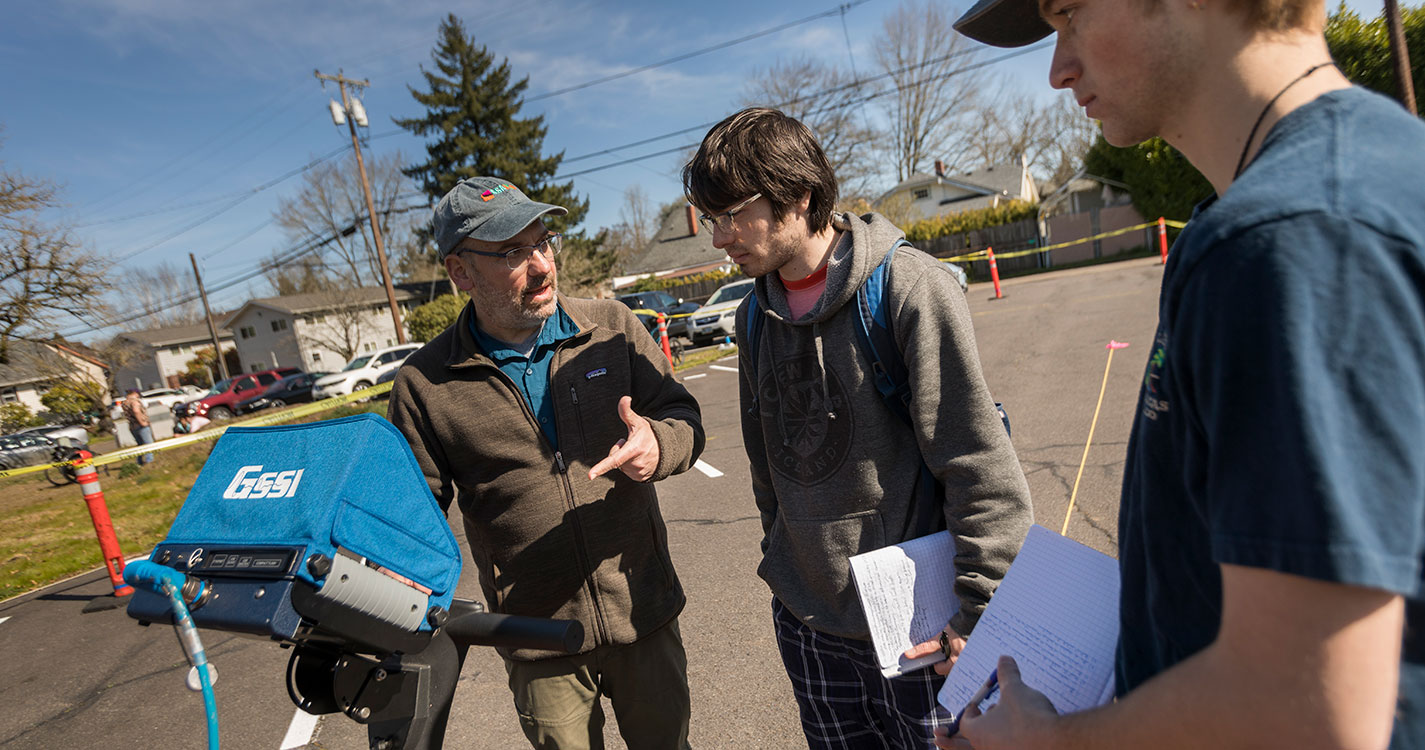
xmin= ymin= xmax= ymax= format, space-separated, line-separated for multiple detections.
xmin=943 ymin=1 xmax=1425 ymax=749
xmin=389 ymin=176 xmax=705 ymax=749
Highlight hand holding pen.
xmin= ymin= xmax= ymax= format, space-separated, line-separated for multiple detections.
xmin=934 ymin=655 xmax=1061 ymax=749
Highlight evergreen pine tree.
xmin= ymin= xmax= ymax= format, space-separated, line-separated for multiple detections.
xmin=397 ymin=14 xmax=588 ymax=235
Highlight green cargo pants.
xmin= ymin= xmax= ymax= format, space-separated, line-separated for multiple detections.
xmin=504 ymin=618 xmax=692 ymax=750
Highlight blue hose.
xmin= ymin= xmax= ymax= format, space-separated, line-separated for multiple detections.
xmin=124 ymin=560 xmax=219 ymax=750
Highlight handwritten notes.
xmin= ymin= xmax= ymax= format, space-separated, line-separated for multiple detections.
xmin=938 ymin=525 xmax=1120 ymax=718
xmin=848 ymin=530 xmax=960 ymax=678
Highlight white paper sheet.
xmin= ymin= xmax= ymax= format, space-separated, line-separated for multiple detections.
xmin=937 ymin=525 xmax=1120 ymax=719
xmin=848 ymin=529 xmax=960 ymax=677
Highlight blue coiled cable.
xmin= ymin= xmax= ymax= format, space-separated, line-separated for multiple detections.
xmin=124 ymin=560 xmax=219 ymax=750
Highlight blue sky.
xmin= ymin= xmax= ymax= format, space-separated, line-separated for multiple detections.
xmin=1 ymin=0 xmax=1385 ymax=343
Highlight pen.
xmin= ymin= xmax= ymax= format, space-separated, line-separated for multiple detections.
xmin=945 ymin=667 xmax=999 ymax=737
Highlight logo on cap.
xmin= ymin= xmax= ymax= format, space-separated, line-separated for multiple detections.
xmin=480 ymin=184 xmax=513 ymax=202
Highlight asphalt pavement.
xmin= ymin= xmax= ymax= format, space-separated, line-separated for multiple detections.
xmin=0 ymin=255 xmax=1164 ymax=749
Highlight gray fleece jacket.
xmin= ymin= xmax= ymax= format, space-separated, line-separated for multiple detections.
xmin=736 ymin=211 xmax=1033 ymax=639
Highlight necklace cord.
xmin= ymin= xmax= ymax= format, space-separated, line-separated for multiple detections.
xmin=1233 ymin=61 xmax=1338 ymax=180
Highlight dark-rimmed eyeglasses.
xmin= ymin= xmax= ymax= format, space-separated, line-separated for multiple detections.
xmin=697 ymin=193 xmax=762 ymax=234
xmin=459 ymin=233 xmax=563 ymax=270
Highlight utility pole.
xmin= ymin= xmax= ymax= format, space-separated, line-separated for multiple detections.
xmin=1384 ymin=0 xmax=1418 ymax=114
xmin=189 ymin=253 xmax=229 ymax=382
xmin=315 ymin=69 xmax=407 ymax=344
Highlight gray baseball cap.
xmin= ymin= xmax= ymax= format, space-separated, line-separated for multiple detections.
xmin=432 ymin=176 xmax=568 ymax=259
xmin=954 ymin=0 xmax=1053 ymax=48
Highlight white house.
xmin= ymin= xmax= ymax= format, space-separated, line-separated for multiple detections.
xmin=112 ymin=322 xmax=236 ymax=392
xmin=224 ymin=286 xmax=416 ymax=373
xmin=875 ymin=156 xmax=1040 ymax=224
xmin=0 ymin=340 xmax=109 ymax=415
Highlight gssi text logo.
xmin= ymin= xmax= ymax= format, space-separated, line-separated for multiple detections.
xmin=223 ymin=465 xmax=306 ymax=499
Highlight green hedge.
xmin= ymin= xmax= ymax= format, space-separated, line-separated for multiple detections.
xmin=902 ymin=200 xmax=1039 ymax=242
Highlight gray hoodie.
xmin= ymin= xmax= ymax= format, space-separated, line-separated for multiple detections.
xmin=737 ymin=211 xmax=1033 ymax=639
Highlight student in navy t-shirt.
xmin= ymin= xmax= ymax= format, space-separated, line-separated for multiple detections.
xmin=943 ymin=0 xmax=1425 ymax=748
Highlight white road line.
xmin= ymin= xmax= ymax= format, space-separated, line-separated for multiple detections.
xmin=0 ymin=617 xmax=10 ymax=626
xmin=279 ymin=707 xmax=319 ymax=750
xmin=682 ymin=373 xmax=706 ymax=380
xmin=709 ymin=365 xmax=739 ymax=373
xmin=694 ymin=460 xmax=724 ymax=478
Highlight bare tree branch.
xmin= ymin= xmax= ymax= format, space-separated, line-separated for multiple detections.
xmin=271 ymin=150 xmax=419 ymax=292
xmin=875 ymin=0 xmax=993 ymax=181
xmin=0 ymin=152 xmax=112 ymax=364
xmin=120 ymin=261 xmax=204 ymax=329
xmin=741 ymin=56 xmax=883 ymax=195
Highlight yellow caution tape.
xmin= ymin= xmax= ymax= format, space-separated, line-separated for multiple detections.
xmin=628 ymin=308 xmax=697 ymax=320
xmin=625 ymin=220 xmax=1191 ymax=295
xmin=0 ymin=381 xmax=394 ymax=480
xmin=939 ymin=219 xmax=1188 ymax=264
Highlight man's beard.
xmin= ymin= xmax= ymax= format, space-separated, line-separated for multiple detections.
xmin=473 ymin=265 xmax=559 ymax=336
xmin=733 ymin=223 xmax=801 ymax=279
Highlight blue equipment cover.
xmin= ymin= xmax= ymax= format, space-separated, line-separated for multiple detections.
xmin=160 ymin=413 xmax=461 ymax=624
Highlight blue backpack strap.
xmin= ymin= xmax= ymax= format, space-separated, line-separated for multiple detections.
xmin=744 ymin=290 xmax=763 ymax=414
xmin=859 ymin=240 xmax=946 ymax=536
xmin=855 ymin=240 xmax=914 ymax=426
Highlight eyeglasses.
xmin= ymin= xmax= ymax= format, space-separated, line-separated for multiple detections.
xmin=697 ymin=193 xmax=761 ymax=234
xmin=459 ymin=233 xmax=563 ymax=270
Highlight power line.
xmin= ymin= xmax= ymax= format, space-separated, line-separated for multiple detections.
xmin=526 ymin=0 xmax=872 ymax=102
xmin=65 ymin=202 xmax=431 ymax=338
xmin=557 ymin=42 xmax=988 ymax=166
xmin=106 ymin=143 xmax=353 ymax=264
xmin=82 ymin=81 xmax=312 ymax=219
xmin=552 ymin=43 xmax=1052 ymax=181
xmin=86 ymin=130 xmax=403 ymax=233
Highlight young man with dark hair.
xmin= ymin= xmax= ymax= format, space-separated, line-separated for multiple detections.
xmin=389 ymin=177 xmax=704 ymax=750
xmin=944 ymin=0 xmax=1425 ymax=747
xmin=684 ymin=107 xmax=1034 ymax=748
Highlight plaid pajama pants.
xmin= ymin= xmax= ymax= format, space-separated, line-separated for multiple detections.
xmin=772 ymin=596 xmax=950 ymax=749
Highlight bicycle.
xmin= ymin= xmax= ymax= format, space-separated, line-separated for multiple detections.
xmin=44 ymin=444 xmax=101 ymax=487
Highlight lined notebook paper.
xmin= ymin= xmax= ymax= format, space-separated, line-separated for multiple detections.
xmin=848 ymin=530 xmax=960 ymax=677
xmin=937 ymin=525 xmax=1120 ymax=718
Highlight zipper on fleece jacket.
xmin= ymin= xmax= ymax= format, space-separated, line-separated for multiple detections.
xmin=569 ymin=386 xmax=591 ymax=455
xmin=553 ymin=448 xmax=609 ymax=645
xmin=479 ymin=358 xmax=611 ymax=647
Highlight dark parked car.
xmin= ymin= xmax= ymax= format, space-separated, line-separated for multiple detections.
xmin=234 ymin=372 xmax=326 ymax=414
xmin=14 ymin=424 xmax=90 ymax=449
xmin=0 ymin=432 xmax=62 ymax=471
xmin=616 ymin=291 xmax=700 ymax=340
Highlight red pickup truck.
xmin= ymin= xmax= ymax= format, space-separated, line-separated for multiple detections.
xmin=183 ymin=367 xmax=301 ymax=421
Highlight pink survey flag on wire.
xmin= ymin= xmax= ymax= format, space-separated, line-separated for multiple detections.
xmin=1107 ymin=340 xmax=1130 ymax=350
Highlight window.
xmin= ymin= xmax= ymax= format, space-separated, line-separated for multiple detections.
xmin=0 ymin=386 xmax=17 ymax=404
xmin=912 ymin=188 xmax=930 ymax=200
xmin=256 ymin=373 xmax=278 ymax=386
xmin=271 ymin=319 xmax=288 ymax=332
xmin=312 ymin=352 xmax=322 ymax=363
xmin=363 ymin=342 xmax=374 ymax=352
xmin=385 ymin=339 xmax=393 ymax=347
xmin=240 ymin=326 xmax=256 ymax=339
xmin=249 ymin=363 xmax=263 ymax=373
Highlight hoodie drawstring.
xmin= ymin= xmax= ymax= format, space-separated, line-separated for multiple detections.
xmin=813 ymin=322 xmax=835 ymax=421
